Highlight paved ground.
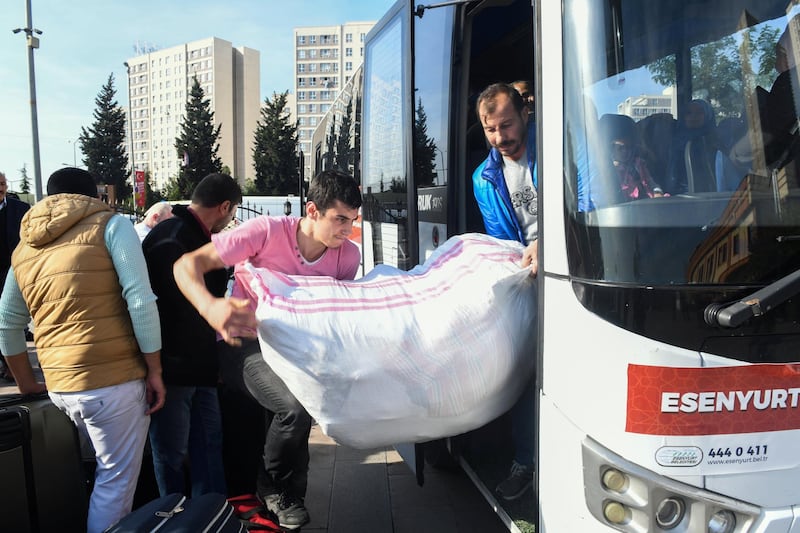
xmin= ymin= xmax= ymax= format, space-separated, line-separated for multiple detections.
xmin=304 ymin=425 xmax=510 ymax=533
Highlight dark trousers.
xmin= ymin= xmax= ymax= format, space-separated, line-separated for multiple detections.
xmin=218 ymin=339 xmax=311 ymax=499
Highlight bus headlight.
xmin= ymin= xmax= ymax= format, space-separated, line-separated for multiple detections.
xmin=655 ymin=497 xmax=685 ymax=529
xmin=583 ymin=439 xmax=760 ymax=533
xmin=708 ymin=509 xmax=736 ymax=533
xmin=603 ymin=501 xmax=630 ymax=525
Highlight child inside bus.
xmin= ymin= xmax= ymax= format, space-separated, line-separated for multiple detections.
xmin=599 ymin=113 xmax=665 ymax=200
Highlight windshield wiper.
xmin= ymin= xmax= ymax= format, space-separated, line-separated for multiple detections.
xmin=704 ymin=268 xmax=800 ymax=328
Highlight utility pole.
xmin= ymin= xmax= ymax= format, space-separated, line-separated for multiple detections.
xmin=13 ymin=0 xmax=43 ymax=202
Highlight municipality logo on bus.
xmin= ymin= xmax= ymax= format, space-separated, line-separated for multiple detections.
xmin=655 ymin=446 xmax=703 ymax=467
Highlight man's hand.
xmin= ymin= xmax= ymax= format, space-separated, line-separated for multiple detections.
xmin=521 ymin=239 xmax=539 ymax=277
xmin=206 ymin=297 xmax=259 ymax=346
xmin=4 ymin=352 xmax=47 ymax=395
xmin=144 ymin=370 xmax=166 ymax=415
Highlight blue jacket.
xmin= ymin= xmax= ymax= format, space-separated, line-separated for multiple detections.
xmin=471 ymin=121 xmax=537 ymax=244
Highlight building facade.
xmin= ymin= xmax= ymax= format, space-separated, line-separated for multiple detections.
xmin=294 ymin=21 xmax=374 ymax=179
xmin=125 ymin=37 xmax=260 ymax=192
xmin=616 ymin=88 xmax=677 ymax=121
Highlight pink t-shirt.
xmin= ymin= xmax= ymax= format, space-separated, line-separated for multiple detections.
xmin=212 ymin=215 xmax=361 ymax=309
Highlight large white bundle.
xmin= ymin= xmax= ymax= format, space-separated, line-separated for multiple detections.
xmin=245 ymin=233 xmax=537 ymax=449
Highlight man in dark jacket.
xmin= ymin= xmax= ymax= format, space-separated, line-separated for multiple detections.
xmin=0 ymin=171 xmax=30 ymax=381
xmin=142 ymin=173 xmax=242 ymax=497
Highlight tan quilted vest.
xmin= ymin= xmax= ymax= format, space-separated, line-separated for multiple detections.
xmin=12 ymin=194 xmax=145 ymax=392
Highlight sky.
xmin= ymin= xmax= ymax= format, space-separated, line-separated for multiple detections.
xmin=0 ymin=0 xmax=395 ymax=195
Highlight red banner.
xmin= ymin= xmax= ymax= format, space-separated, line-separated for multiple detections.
xmin=627 ymin=363 xmax=800 ymax=435
xmin=134 ymin=170 xmax=145 ymax=207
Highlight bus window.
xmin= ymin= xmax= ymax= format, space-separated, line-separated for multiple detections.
xmin=362 ymin=8 xmax=411 ymax=271
xmin=413 ymin=3 xmax=454 ymax=261
xmin=564 ymin=1 xmax=800 ymax=287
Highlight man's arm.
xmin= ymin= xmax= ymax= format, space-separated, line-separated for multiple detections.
xmin=0 ymin=268 xmax=46 ymax=394
xmin=105 ymin=216 xmax=165 ymax=413
xmin=173 ymin=241 xmax=257 ymax=346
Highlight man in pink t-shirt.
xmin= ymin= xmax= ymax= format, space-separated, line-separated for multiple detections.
xmin=174 ymin=169 xmax=361 ymax=530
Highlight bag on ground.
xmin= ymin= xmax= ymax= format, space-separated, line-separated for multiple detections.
xmin=245 ymin=233 xmax=538 ymax=449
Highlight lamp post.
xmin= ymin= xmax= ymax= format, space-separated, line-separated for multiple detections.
xmin=123 ymin=62 xmax=136 ymax=178
xmin=68 ymin=138 xmax=78 ymax=167
xmin=12 ymin=0 xmax=43 ymax=202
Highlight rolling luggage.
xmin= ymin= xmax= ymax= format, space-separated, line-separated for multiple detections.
xmin=106 ymin=492 xmax=245 ymax=532
xmin=0 ymin=392 xmax=88 ymax=532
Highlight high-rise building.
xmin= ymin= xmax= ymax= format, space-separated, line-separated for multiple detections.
xmin=294 ymin=21 xmax=375 ymax=180
xmin=124 ymin=37 xmax=260 ymax=192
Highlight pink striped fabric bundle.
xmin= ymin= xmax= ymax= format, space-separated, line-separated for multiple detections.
xmin=246 ymin=233 xmax=537 ymax=448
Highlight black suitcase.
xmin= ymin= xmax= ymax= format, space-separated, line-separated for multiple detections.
xmin=106 ymin=492 xmax=245 ymax=532
xmin=0 ymin=392 xmax=88 ymax=532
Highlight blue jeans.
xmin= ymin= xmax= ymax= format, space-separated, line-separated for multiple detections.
xmin=148 ymin=385 xmax=226 ymax=497
xmin=218 ymin=339 xmax=312 ymax=499
xmin=511 ymin=377 xmax=536 ymax=467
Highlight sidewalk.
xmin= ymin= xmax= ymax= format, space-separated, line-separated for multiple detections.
xmin=304 ymin=424 xmax=510 ymax=533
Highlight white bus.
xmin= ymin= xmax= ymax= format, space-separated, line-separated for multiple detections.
xmin=355 ymin=0 xmax=800 ymax=531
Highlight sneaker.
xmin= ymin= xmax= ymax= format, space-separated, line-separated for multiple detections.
xmin=263 ymin=492 xmax=310 ymax=530
xmin=496 ymin=460 xmax=534 ymax=500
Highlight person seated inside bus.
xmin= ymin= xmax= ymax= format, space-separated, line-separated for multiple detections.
xmin=471 ymin=82 xmax=537 ymax=501
xmin=760 ymin=15 xmax=800 ymax=170
xmin=714 ymin=116 xmax=751 ymax=192
xmin=598 ymin=114 xmax=665 ymax=201
xmin=665 ymin=99 xmax=719 ymax=194
xmin=637 ymin=112 xmax=677 ymax=190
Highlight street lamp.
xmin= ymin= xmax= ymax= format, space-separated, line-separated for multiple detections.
xmin=283 ymin=199 xmax=292 ymax=216
xmin=68 ymin=138 xmax=78 ymax=167
xmin=13 ymin=0 xmax=43 ymax=202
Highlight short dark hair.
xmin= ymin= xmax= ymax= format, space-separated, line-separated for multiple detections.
xmin=306 ymin=169 xmax=362 ymax=212
xmin=46 ymin=167 xmax=98 ymax=198
xmin=191 ymin=173 xmax=243 ymax=208
xmin=476 ymin=83 xmax=526 ymax=119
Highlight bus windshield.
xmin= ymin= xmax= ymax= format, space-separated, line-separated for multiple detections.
xmin=564 ymin=0 xmax=800 ymax=287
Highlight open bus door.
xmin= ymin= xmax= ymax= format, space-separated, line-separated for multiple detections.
xmin=362 ymin=0 xmax=538 ymax=530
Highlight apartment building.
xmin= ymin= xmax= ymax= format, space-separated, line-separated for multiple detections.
xmin=294 ymin=21 xmax=374 ymax=179
xmin=124 ymin=37 xmax=260 ymax=191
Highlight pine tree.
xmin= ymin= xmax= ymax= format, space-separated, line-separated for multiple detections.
xmin=79 ymin=74 xmax=131 ymax=201
xmin=334 ymin=99 xmax=354 ymax=172
xmin=414 ymin=98 xmax=438 ymax=187
xmin=323 ymin=115 xmax=337 ymax=171
xmin=18 ymin=164 xmax=31 ymax=194
xmin=252 ymin=91 xmax=299 ymax=195
xmin=173 ymin=77 xmax=223 ymax=199
xmin=353 ymin=93 xmax=362 ymax=185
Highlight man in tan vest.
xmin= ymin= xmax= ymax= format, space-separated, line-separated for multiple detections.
xmin=0 ymin=167 xmax=165 ymax=533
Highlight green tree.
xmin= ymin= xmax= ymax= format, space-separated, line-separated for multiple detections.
xmin=18 ymin=164 xmax=31 ymax=194
xmin=647 ymin=28 xmax=781 ymax=119
xmin=144 ymin=169 xmax=165 ymax=206
xmin=353 ymin=93 xmax=362 ymax=185
xmin=252 ymin=91 xmax=299 ymax=195
xmin=173 ymin=77 xmax=222 ymax=200
xmin=323 ymin=115 xmax=337 ymax=171
xmin=414 ymin=98 xmax=438 ymax=187
xmin=334 ymin=99 xmax=354 ymax=171
xmin=79 ymin=74 xmax=131 ymax=202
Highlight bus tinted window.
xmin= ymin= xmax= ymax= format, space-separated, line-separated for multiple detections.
xmin=362 ymin=12 xmax=411 ymax=269
xmin=564 ymin=1 xmax=800 ymax=286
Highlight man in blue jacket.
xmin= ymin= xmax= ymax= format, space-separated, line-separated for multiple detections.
xmin=472 ymin=82 xmax=537 ymax=500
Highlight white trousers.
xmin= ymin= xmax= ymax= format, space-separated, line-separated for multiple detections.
xmin=50 ymin=379 xmax=150 ymax=533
